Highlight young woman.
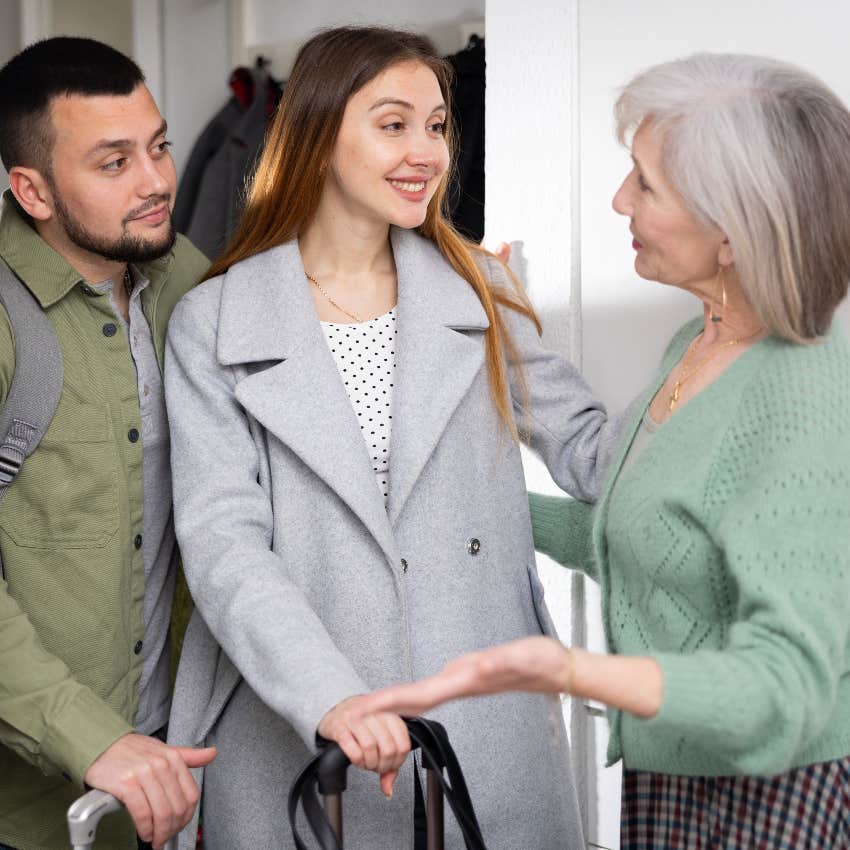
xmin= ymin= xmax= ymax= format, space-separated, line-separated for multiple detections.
xmin=164 ymin=26 xmax=618 ymax=850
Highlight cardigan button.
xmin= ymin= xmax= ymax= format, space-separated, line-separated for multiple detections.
xmin=102 ymin=322 xmax=117 ymax=337
xmin=133 ymin=640 xmax=143 ymax=654
xmin=467 ymin=538 xmax=481 ymax=555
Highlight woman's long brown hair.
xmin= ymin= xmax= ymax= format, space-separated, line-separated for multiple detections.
xmin=206 ymin=26 xmax=540 ymax=435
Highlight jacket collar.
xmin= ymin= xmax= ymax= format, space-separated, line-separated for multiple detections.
xmin=0 ymin=190 xmax=174 ymax=308
xmin=217 ymin=226 xmax=489 ymax=365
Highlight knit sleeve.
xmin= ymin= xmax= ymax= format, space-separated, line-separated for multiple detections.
xmin=528 ymin=493 xmax=597 ymax=580
xmin=636 ymin=343 xmax=850 ymax=775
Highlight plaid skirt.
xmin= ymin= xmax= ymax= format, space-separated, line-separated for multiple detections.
xmin=622 ymin=755 xmax=850 ymax=849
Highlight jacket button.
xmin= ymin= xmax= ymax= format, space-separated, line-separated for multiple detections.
xmin=102 ymin=322 xmax=117 ymax=337
xmin=134 ymin=534 xmax=143 ymax=549
xmin=401 ymin=558 xmax=408 ymax=573
xmin=467 ymin=538 xmax=481 ymax=555
xmin=128 ymin=428 xmax=140 ymax=443
xmin=133 ymin=640 xmax=143 ymax=654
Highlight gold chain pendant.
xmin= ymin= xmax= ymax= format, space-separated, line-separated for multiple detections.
xmin=668 ymin=383 xmax=681 ymax=412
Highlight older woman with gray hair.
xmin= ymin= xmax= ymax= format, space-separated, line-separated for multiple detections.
xmin=360 ymin=53 xmax=850 ymax=848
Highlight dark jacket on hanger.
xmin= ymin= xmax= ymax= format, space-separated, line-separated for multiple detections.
xmin=172 ymin=97 xmax=243 ymax=237
xmin=447 ymin=36 xmax=485 ymax=242
xmin=177 ymin=70 xmax=281 ymax=260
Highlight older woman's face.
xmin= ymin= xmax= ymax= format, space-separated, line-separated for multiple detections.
xmin=613 ymin=121 xmax=725 ymax=292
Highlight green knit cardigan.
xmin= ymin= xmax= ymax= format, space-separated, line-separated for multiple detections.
xmin=530 ymin=318 xmax=850 ymax=777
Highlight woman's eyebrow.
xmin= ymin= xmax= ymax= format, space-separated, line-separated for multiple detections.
xmin=369 ymin=97 xmax=447 ymax=113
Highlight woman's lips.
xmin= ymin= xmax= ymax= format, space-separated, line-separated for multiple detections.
xmin=632 ymin=238 xmax=642 ymax=250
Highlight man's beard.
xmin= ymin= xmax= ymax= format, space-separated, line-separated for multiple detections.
xmin=49 ymin=178 xmax=176 ymax=264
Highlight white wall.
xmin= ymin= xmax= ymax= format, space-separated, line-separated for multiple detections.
xmin=0 ymin=0 xmax=20 ymax=188
xmin=237 ymin=0 xmax=485 ymax=75
xmin=161 ymin=0 xmax=231 ymax=179
xmin=52 ymin=0 xmax=132 ymax=55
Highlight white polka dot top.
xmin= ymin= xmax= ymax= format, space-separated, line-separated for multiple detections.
xmin=321 ymin=308 xmax=397 ymax=504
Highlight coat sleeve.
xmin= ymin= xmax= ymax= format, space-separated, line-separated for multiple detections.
xmin=0 ymin=307 xmax=132 ymax=783
xmin=486 ymin=256 xmax=623 ymax=501
xmin=164 ymin=290 xmax=369 ymax=748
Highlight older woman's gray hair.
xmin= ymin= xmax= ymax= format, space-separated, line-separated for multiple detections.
xmin=615 ymin=53 xmax=850 ymax=342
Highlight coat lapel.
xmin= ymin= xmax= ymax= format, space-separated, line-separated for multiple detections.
xmin=387 ymin=228 xmax=489 ymax=525
xmin=217 ymin=242 xmax=399 ymax=567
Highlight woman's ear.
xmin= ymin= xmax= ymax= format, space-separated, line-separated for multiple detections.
xmin=718 ymin=236 xmax=735 ymax=267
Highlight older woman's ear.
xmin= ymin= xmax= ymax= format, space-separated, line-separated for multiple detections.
xmin=718 ymin=238 xmax=735 ymax=267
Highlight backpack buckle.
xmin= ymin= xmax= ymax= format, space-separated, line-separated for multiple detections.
xmin=0 ymin=443 xmax=24 ymax=485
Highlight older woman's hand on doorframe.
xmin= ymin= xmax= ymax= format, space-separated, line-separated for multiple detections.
xmin=494 ymin=242 xmax=511 ymax=264
xmin=357 ymin=636 xmax=574 ymax=718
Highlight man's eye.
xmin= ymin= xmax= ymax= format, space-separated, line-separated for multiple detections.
xmin=102 ymin=158 xmax=127 ymax=172
xmin=154 ymin=140 xmax=173 ymax=155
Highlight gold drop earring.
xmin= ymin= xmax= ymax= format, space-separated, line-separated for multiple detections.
xmin=710 ymin=267 xmax=726 ymax=323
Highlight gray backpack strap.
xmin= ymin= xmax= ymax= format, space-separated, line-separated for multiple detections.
xmin=0 ymin=259 xmax=64 ymax=504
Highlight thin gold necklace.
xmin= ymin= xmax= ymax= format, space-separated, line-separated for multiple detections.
xmin=305 ymin=272 xmax=361 ymax=323
xmin=668 ymin=331 xmax=758 ymax=412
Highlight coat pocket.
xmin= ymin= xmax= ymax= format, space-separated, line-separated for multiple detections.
xmin=0 ymin=402 xmax=119 ymax=548
xmin=527 ymin=562 xmax=559 ymax=639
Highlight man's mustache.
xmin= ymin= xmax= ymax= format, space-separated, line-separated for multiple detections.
xmin=124 ymin=195 xmax=172 ymax=224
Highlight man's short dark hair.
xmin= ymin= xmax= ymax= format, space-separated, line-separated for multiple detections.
xmin=0 ymin=37 xmax=145 ymax=173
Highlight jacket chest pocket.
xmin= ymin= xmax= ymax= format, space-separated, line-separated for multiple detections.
xmin=0 ymin=401 xmax=120 ymax=548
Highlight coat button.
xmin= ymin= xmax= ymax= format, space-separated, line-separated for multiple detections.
xmin=128 ymin=428 xmax=140 ymax=443
xmin=467 ymin=538 xmax=481 ymax=555
xmin=401 ymin=558 xmax=408 ymax=573
xmin=102 ymin=322 xmax=117 ymax=337
xmin=133 ymin=640 xmax=143 ymax=654
xmin=134 ymin=534 xmax=143 ymax=549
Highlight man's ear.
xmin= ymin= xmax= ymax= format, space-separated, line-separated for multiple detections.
xmin=9 ymin=166 xmax=54 ymax=222
xmin=718 ymin=236 xmax=735 ymax=267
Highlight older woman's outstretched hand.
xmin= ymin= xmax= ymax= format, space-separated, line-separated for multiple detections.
xmin=359 ymin=636 xmax=573 ymax=718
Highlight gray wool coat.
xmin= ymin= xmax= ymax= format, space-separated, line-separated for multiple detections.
xmin=164 ymin=227 xmax=619 ymax=850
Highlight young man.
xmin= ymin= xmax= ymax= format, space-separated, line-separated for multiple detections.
xmin=0 ymin=38 xmax=214 ymax=850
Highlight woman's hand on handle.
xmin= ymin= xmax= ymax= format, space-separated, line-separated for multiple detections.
xmin=317 ymin=695 xmax=411 ymax=798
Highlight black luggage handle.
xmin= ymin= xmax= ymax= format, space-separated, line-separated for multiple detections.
xmin=288 ymin=716 xmax=488 ymax=850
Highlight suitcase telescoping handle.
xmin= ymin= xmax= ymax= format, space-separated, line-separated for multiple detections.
xmin=315 ymin=739 xmax=446 ymax=850
xmin=67 ymin=788 xmax=178 ymax=850
xmin=289 ymin=717 xmax=487 ymax=850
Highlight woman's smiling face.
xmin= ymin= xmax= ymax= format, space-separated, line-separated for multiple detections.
xmin=322 ymin=60 xmax=450 ymax=231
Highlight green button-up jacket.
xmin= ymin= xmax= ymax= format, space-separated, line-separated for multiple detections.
xmin=0 ymin=195 xmax=207 ymax=850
